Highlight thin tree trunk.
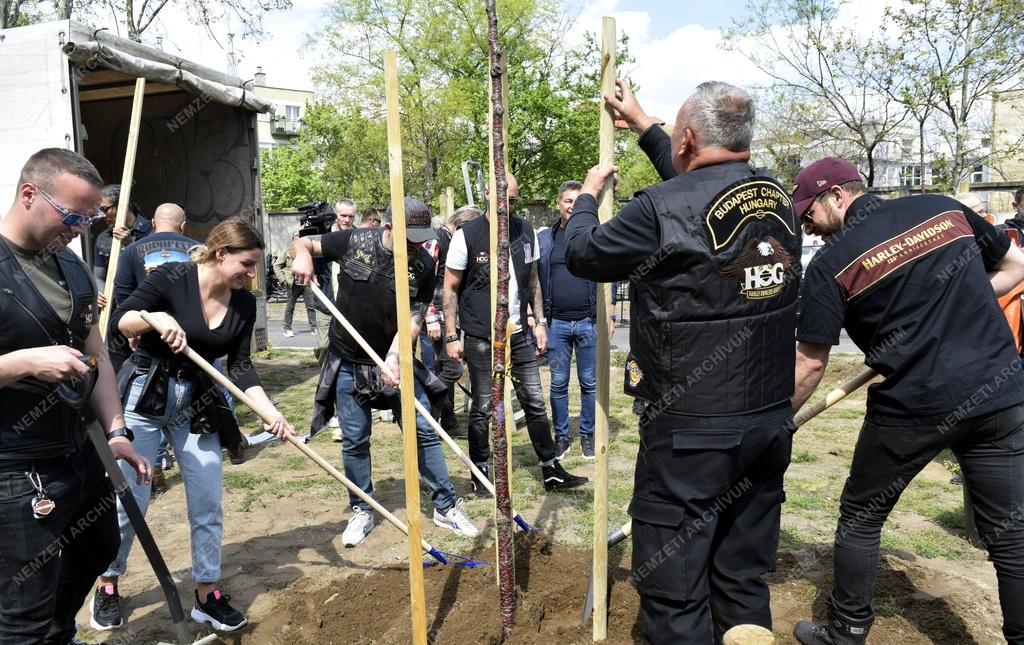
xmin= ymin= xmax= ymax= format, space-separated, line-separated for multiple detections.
xmin=486 ymin=0 xmax=515 ymax=640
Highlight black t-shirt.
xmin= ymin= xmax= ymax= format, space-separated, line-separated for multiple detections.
xmin=550 ymin=224 xmax=591 ymax=321
xmin=320 ymin=228 xmax=436 ymax=364
xmin=114 ymin=231 xmax=199 ymax=303
xmin=111 ymin=262 xmax=260 ymax=389
xmin=798 ymin=193 xmax=1024 ymax=422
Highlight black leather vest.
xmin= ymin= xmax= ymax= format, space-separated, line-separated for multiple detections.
xmin=458 ymin=214 xmax=533 ymax=339
xmin=626 ymin=163 xmax=801 ymax=415
xmin=0 ymin=238 xmax=98 ymax=459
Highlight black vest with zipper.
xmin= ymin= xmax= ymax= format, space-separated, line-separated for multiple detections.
xmin=0 ymin=238 xmax=97 ymax=459
xmin=458 ymin=214 xmax=533 ymax=339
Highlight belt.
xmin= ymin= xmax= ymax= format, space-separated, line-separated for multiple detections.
xmin=171 ymin=368 xmax=193 ymax=382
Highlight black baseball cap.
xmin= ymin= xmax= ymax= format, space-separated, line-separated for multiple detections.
xmin=385 ymin=197 xmax=436 ymax=243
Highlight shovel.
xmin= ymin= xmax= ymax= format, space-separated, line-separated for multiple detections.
xmin=309 ymin=283 xmax=532 ymax=531
xmin=581 ymin=367 xmax=879 ymax=624
xmin=54 ymin=355 xmax=195 ymax=645
xmin=139 ymin=311 xmax=453 ymax=565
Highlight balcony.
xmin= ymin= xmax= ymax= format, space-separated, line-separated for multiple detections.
xmin=271 ymin=117 xmax=301 ymax=136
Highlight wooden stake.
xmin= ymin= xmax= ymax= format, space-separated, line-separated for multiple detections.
xmin=486 ymin=1 xmax=517 ymax=637
xmin=446 ymin=186 xmax=455 ymax=219
xmin=99 ymin=77 xmax=145 ymax=339
xmin=591 ymin=17 xmax=616 ymax=641
xmin=385 ymin=49 xmax=428 ymax=645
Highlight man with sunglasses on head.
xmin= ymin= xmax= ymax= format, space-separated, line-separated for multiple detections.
xmin=789 ymin=157 xmax=1024 ymax=645
xmin=0 ymin=148 xmax=150 ymax=644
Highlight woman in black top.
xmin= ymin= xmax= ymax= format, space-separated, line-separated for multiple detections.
xmin=92 ymin=218 xmax=293 ymax=634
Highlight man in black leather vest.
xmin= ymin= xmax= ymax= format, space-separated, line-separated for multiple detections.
xmin=565 ymin=81 xmax=800 ymax=644
xmin=0 ymin=149 xmax=150 ymax=644
xmin=443 ymin=174 xmax=588 ymax=495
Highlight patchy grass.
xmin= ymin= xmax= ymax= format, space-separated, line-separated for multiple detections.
xmin=240 ymin=350 xmax=985 ymax=563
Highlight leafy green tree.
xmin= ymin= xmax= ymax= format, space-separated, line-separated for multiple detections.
xmin=260 ymin=145 xmax=325 ymax=211
xmin=727 ymin=0 xmax=909 ymax=186
xmin=310 ymin=0 xmax=633 ymax=206
xmin=883 ymin=0 xmax=1024 ymax=190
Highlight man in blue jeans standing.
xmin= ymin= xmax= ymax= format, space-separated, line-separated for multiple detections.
xmin=292 ymin=198 xmax=478 ymax=547
xmin=538 ymin=181 xmax=599 ymax=460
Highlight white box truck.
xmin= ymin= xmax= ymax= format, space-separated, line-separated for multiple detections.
xmin=0 ymin=20 xmax=273 ymax=347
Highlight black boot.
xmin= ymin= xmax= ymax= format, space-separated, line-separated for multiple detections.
xmin=794 ymin=601 xmax=873 ymax=645
xmin=471 ymin=461 xmax=492 ymax=498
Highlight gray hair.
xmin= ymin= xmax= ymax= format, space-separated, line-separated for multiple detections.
xmin=334 ymin=198 xmax=356 ymax=212
xmin=449 ymin=205 xmax=482 ymax=230
xmin=684 ymin=81 xmax=755 ymax=152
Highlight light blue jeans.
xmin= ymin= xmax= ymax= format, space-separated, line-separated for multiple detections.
xmin=548 ymin=318 xmax=597 ymax=440
xmin=336 ymin=361 xmax=457 ymax=514
xmin=103 ymin=375 xmax=224 ymax=583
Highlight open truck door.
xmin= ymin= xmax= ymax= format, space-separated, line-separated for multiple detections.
xmin=0 ymin=20 xmax=274 ymax=348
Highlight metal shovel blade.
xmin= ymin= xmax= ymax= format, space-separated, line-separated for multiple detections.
xmin=582 ymin=523 xmax=632 ymax=625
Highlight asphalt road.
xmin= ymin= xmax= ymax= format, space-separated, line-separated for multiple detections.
xmin=265 ymin=303 xmax=862 ymax=355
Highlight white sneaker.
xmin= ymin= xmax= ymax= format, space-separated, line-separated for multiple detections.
xmin=327 ymin=416 xmax=340 ymax=428
xmin=341 ymin=507 xmax=375 ymax=547
xmin=433 ymin=499 xmax=480 ymax=537
xmin=283 ymin=328 xmax=295 ymax=338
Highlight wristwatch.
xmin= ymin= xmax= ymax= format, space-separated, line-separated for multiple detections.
xmin=445 ymin=334 xmax=460 ymax=343
xmin=106 ymin=427 xmax=134 ymax=442
xmin=534 ymin=317 xmax=548 ymax=327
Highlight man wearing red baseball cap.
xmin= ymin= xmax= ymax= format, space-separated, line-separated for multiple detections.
xmin=789 ymin=157 xmax=1024 ymax=644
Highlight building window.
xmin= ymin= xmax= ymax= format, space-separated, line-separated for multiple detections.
xmin=971 ymin=164 xmax=986 ymax=183
xmin=285 ymin=105 xmax=300 ymax=122
xmin=981 ymin=137 xmax=991 ymax=148
xmin=901 ymin=138 xmax=914 ymax=157
xmin=901 ymin=165 xmax=922 ymax=187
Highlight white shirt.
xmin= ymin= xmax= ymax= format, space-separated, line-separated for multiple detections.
xmin=448 ymin=225 xmax=540 ymax=333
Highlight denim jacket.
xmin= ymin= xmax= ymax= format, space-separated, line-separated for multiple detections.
xmin=537 ymin=217 xmax=597 ymax=322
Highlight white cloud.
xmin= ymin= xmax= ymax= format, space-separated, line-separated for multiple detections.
xmin=570 ymin=0 xmax=769 ymax=121
xmin=129 ymin=0 xmax=325 ymax=92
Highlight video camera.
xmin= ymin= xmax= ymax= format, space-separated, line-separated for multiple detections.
xmin=297 ymin=201 xmax=335 ymax=237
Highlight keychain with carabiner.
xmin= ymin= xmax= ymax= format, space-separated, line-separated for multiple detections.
xmin=25 ymin=470 xmax=55 ymax=519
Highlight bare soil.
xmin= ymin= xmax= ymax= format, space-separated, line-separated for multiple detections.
xmin=74 ymin=352 xmax=1007 ymax=644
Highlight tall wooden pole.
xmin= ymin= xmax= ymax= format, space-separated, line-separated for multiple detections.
xmin=592 ymin=17 xmax=616 ymax=642
xmin=446 ymin=186 xmax=455 ymax=219
xmin=98 ymin=77 xmax=145 ymax=339
xmin=384 ymin=49 xmax=428 ymax=645
xmin=486 ymin=0 xmax=516 ymax=638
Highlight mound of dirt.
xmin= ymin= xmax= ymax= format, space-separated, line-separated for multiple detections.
xmin=242 ymin=535 xmax=641 ymax=644
xmin=243 ymin=537 xmax=1005 ymax=645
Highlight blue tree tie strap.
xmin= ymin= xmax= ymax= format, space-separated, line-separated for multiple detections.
xmin=423 ymin=549 xmax=490 ymax=568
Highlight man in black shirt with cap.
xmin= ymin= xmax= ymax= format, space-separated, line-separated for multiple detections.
xmin=790 ymin=157 xmax=1024 ymax=645
xmin=291 ymin=198 xmax=478 ymax=548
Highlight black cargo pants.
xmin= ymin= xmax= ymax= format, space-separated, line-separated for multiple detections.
xmin=629 ymin=401 xmax=793 ymax=644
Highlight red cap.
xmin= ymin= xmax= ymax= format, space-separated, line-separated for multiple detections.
xmin=791 ymin=157 xmax=862 ymax=216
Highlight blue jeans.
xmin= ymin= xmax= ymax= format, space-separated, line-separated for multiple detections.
xmin=104 ymin=375 xmax=225 ymax=583
xmin=419 ymin=327 xmax=436 ymax=372
xmin=548 ymin=318 xmax=597 ymax=440
xmin=335 ymin=361 xmax=457 ymax=514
